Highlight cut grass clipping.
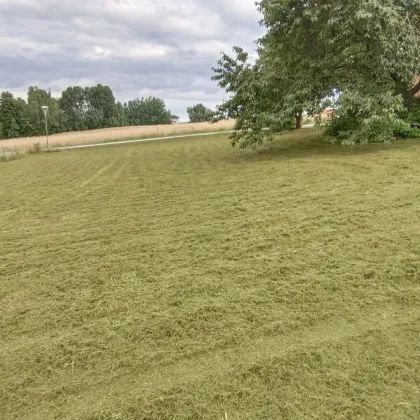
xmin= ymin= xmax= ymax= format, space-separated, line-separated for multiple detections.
xmin=1 ymin=129 xmax=420 ymax=420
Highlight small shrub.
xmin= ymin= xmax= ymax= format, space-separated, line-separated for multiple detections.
xmin=393 ymin=110 xmax=420 ymax=138
xmin=407 ymin=127 xmax=420 ymax=138
xmin=408 ymin=107 xmax=420 ymax=124
xmin=31 ymin=143 xmax=41 ymax=154
xmin=323 ymin=92 xmax=409 ymax=145
xmin=393 ymin=120 xmax=414 ymax=138
xmin=324 ymin=115 xmax=359 ymax=137
xmin=399 ymin=99 xmax=420 ymax=124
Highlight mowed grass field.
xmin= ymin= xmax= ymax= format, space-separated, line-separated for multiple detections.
xmin=1 ymin=129 xmax=420 ymax=420
xmin=0 ymin=120 xmax=235 ymax=151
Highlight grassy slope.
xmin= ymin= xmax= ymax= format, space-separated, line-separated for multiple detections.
xmin=1 ymin=129 xmax=420 ymax=419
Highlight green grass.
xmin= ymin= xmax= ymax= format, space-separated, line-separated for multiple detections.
xmin=1 ymin=129 xmax=420 ymax=419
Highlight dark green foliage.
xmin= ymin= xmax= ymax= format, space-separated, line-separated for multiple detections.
xmin=59 ymin=84 xmax=119 ymax=131
xmin=324 ymin=116 xmax=360 ymax=139
xmin=125 ymin=96 xmax=171 ymax=125
xmin=59 ymin=86 xmax=89 ymax=131
xmin=0 ymin=92 xmax=24 ymax=138
xmin=85 ymin=84 xmax=119 ymax=129
xmin=187 ymin=103 xmax=214 ymax=122
xmin=14 ymin=98 xmax=32 ymax=137
xmin=116 ymin=101 xmax=127 ymax=127
xmin=25 ymin=87 xmax=65 ymax=136
xmin=404 ymin=128 xmax=420 ymax=138
xmin=324 ymin=92 xmax=408 ymax=145
xmin=0 ymin=85 xmax=172 ymax=139
xmin=395 ymin=98 xmax=420 ymax=137
xmin=408 ymin=102 xmax=420 ymax=124
xmin=213 ymin=0 xmax=420 ymax=147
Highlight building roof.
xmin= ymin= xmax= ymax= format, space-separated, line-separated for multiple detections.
xmin=171 ymin=115 xmax=180 ymax=119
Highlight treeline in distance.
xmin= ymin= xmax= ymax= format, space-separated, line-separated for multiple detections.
xmin=0 ymin=84 xmax=173 ymax=139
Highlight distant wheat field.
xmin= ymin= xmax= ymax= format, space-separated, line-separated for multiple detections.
xmin=0 ymin=120 xmax=235 ymax=150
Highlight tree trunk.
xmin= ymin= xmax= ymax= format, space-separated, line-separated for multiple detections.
xmin=295 ymin=112 xmax=302 ymax=129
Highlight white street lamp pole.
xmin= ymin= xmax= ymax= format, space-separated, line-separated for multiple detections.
xmin=41 ymin=106 xmax=49 ymax=149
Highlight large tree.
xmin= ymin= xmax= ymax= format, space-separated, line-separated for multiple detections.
xmin=27 ymin=86 xmax=63 ymax=136
xmin=187 ymin=103 xmax=214 ymax=122
xmin=0 ymin=86 xmax=173 ymax=139
xmin=85 ymin=84 xmax=118 ymax=129
xmin=125 ymin=97 xmax=171 ymax=126
xmin=116 ymin=101 xmax=127 ymax=127
xmin=0 ymin=92 xmax=23 ymax=138
xmin=213 ymin=0 xmax=420 ymax=147
xmin=59 ymin=86 xmax=88 ymax=131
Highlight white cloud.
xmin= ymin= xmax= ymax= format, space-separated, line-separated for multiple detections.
xmin=0 ymin=36 xmax=61 ymax=57
xmin=0 ymin=0 xmax=263 ymax=120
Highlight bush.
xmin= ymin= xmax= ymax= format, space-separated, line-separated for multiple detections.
xmin=393 ymin=120 xmax=415 ymax=138
xmin=31 ymin=142 xmax=41 ymax=154
xmin=324 ymin=115 xmax=359 ymax=138
xmin=396 ymin=99 xmax=420 ymax=138
xmin=324 ymin=92 xmax=408 ymax=145
xmin=34 ymin=142 xmax=41 ymax=153
xmin=399 ymin=98 xmax=420 ymax=121
xmin=406 ymin=127 xmax=420 ymax=138
xmin=408 ymin=107 xmax=420 ymax=124
xmin=394 ymin=126 xmax=420 ymax=138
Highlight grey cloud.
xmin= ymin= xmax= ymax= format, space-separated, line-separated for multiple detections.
xmin=0 ymin=0 xmax=262 ymax=120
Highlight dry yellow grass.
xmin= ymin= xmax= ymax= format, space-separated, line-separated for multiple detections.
xmin=0 ymin=120 xmax=235 ymax=151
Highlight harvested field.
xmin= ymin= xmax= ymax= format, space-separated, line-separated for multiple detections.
xmin=1 ymin=129 xmax=420 ymax=419
xmin=0 ymin=120 xmax=235 ymax=151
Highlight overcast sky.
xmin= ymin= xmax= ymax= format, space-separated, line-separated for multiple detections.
xmin=0 ymin=0 xmax=262 ymax=121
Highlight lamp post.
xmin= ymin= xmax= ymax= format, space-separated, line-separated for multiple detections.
xmin=41 ymin=106 xmax=49 ymax=149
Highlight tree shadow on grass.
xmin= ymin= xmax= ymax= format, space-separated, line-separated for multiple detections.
xmin=230 ymin=129 xmax=420 ymax=163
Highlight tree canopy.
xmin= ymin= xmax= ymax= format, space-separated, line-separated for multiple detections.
xmin=213 ymin=0 xmax=420 ymax=147
xmin=187 ymin=103 xmax=214 ymax=122
xmin=0 ymin=85 xmax=172 ymax=139
xmin=125 ymin=97 xmax=171 ymax=126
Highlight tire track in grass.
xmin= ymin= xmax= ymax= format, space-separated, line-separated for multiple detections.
xmin=68 ymin=155 xmax=125 ymax=200
xmin=80 ymin=159 xmax=119 ymax=188
xmin=43 ymin=307 xmax=418 ymax=419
